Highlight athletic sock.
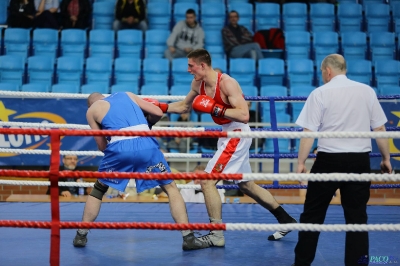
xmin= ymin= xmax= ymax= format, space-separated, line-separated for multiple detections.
xmin=270 ymin=206 xmax=294 ymax=224
xmin=210 ymin=217 xmax=223 ymax=236
xmin=77 ymin=229 xmax=89 ymax=235
xmin=181 ymin=230 xmax=192 ymax=237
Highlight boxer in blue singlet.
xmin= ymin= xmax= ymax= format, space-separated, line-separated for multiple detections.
xmin=73 ymin=92 xmax=208 ymax=251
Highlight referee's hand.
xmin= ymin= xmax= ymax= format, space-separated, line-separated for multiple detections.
xmin=380 ymin=160 xmax=392 ymax=174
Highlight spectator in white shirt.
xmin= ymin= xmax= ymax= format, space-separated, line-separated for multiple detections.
xmin=293 ymin=54 xmax=392 ymax=266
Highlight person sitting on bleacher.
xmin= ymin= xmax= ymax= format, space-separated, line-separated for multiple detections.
xmin=59 ymin=0 xmax=91 ymax=29
xmin=113 ymin=0 xmax=147 ymax=32
xmin=222 ymin=11 xmax=263 ymax=60
xmin=34 ymin=0 xmax=60 ymax=29
xmin=164 ymin=9 xmax=204 ymax=61
xmin=8 ymin=0 xmax=36 ymax=28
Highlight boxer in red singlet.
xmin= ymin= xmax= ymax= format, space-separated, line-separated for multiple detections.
xmin=144 ymin=49 xmax=297 ymax=247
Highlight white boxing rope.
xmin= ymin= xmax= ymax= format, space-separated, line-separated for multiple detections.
xmin=0 ymin=180 xmax=201 ymax=189
xmin=0 ymin=121 xmax=206 ymax=131
xmin=225 ymin=223 xmax=400 ymax=232
xmin=0 ymin=91 xmax=186 ymax=101
xmin=0 ymin=148 xmax=201 ymax=158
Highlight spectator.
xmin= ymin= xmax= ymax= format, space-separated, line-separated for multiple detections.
xmin=8 ymin=0 xmax=36 ymax=28
xmin=180 ymin=165 xmax=225 ymax=203
xmin=59 ymin=0 xmax=91 ymax=29
xmin=222 ymin=11 xmax=263 ymax=60
xmin=164 ymin=9 xmax=204 ymax=61
xmin=34 ymin=0 xmax=60 ymax=29
xmin=46 ymin=155 xmax=87 ymax=197
xmin=113 ymin=0 xmax=147 ymax=31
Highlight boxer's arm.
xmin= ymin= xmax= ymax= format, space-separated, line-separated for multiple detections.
xmin=167 ymin=81 xmax=200 ymax=114
xmin=86 ymin=106 xmax=107 ymax=151
xmin=129 ymin=93 xmax=163 ymax=125
xmin=220 ymin=78 xmax=249 ymax=123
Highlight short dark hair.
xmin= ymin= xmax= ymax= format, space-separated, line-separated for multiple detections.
xmin=186 ymin=9 xmax=196 ymax=15
xmin=229 ymin=10 xmax=239 ymax=17
xmin=187 ymin=49 xmax=212 ymax=66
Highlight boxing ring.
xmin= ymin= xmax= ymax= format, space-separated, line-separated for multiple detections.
xmin=1 ymin=92 xmax=400 ymax=266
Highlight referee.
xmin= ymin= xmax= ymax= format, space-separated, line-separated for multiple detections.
xmin=293 ymin=54 xmax=392 ymax=266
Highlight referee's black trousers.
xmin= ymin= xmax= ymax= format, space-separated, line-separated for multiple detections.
xmin=294 ymin=152 xmax=371 ymax=266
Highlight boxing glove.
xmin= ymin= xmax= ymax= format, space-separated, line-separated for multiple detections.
xmin=142 ymin=98 xmax=168 ymax=113
xmin=192 ymin=95 xmax=226 ymax=117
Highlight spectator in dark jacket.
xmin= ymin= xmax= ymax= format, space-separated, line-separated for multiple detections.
xmin=60 ymin=0 xmax=91 ymax=29
xmin=46 ymin=155 xmax=88 ymax=197
xmin=113 ymin=0 xmax=147 ymax=31
xmin=8 ymin=0 xmax=36 ymax=28
xmin=221 ymin=11 xmax=263 ymax=60
xmin=34 ymin=0 xmax=60 ymax=29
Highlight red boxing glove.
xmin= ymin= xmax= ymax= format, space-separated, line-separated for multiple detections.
xmin=192 ymin=95 xmax=226 ymax=117
xmin=142 ymin=98 xmax=169 ymax=113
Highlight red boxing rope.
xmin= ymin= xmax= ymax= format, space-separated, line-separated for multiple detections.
xmin=0 ymin=128 xmax=228 ymax=138
xmin=0 ymin=170 xmax=243 ymax=180
xmin=0 ymin=221 xmax=226 ymax=231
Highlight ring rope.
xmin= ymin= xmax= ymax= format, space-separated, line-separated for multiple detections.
xmin=1 ymin=180 xmax=400 ymax=189
xmin=2 ymin=127 xmax=400 ymax=139
xmin=2 ymin=121 xmax=400 ymax=133
xmin=1 ymin=170 xmax=399 ymax=182
xmin=1 ymin=90 xmax=400 ymax=101
xmin=0 ymin=220 xmax=399 ymax=232
xmin=1 ymin=148 xmax=400 ymax=160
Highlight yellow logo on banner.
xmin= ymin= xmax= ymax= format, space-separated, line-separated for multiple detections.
xmin=389 ymin=111 xmax=400 ymax=161
xmin=0 ymin=101 xmax=67 ymax=157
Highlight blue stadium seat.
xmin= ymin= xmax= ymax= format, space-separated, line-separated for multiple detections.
xmin=4 ymin=28 xmax=30 ymax=60
xmin=147 ymin=2 xmax=171 ymax=30
xmin=32 ymin=29 xmax=58 ymax=59
xmin=201 ymin=3 xmax=226 ymax=31
xmin=309 ymin=3 xmax=335 ymax=33
xmin=89 ymin=29 xmax=115 ymax=59
xmin=114 ymin=57 xmax=141 ymax=89
xmin=173 ymin=3 xmax=199 ymax=25
xmin=51 ymin=84 xmax=80 ymax=93
xmin=255 ymin=3 xmax=280 ymax=31
xmin=282 ymin=3 xmax=308 ymax=32
xmin=56 ymin=56 xmax=83 ymax=86
xmin=258 ymin=58 xmax=285 ymax=86
xmin=170 ymin=85 xmax=188 ymax=96
xmin=229 ymin=58 xmax=256 ymax=85
xmin=117 ymin=30 xmax=142 ymax=59
xmin=380 ymin=86 xmax=400 ymax=95
xmin=263 ymin=113 xmax=291 ymax=153
xmin=365 ymin=4 xmax=390 ymax=33
xmin=393 ymin=3 xmax=400 ymax=34
xmin=142 ymin=58 xmax=169 ymax=86
xmin=346 ymin=60 xmax=372 ymax=86
xmin=204 ymin=30 xmax=225 ymax=59
xmin=140 ymin=84 xmax=169 ymax=95
xmin=369 ymin=32 xmax=396 ymax=64
xmin=111 ymin=84 xmax=138 ymax=94
xmin=85 ymin=57 xmax=112 ymax=87
xmin=212 ymin=58 xmax=228 ymax=73
xmin=291 ymin=85 xmax=315 ymax=96
xmin=60 ymin=29 xmax=87 ymax=60
xmin=0 ymin=83 xmax=20 ymax=91
xmin=260 ymin=85 xmax=288 ymax=121
xmin=27 ymin=56 xmax=54 ymax=87
xmin=285 ymin=31 xmax=311 ymax=59
xmin=172 ymin=58 xmax=192 ymax=86
xmin=313 ymin=31 xmax=339 ymax=62
xmin=374 ymin=60 xmax=400 ymax=89
xmin=92 ymin=2 xmax=115 ymax=30
xmin=81 ymin=84 xmax=109 ymax=94
xmin=21 ymin=84 xmax=50 ymax=92
xmin=228 ymin=3 xmax=254 ymax=31
xmin=242 ymin=85 xmax=258 ymax=97
xmin=341 ymin=32 xmax=367 ymax=60
xmin=0 ymin=55 xmax=25 ymax=86
xmin=287 ymin=59 xmax=314 ymax=88
xmin=145 ymin=30 xmax=170 ymax=58
xmin=0 ymin=0 xmax=7 ymax=25
xmin=337 ymin=3 xmax=363 ymax=33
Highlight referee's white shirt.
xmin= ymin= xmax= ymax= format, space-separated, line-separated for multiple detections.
xmin=296 ymin=74 xmax=387 ymax=153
